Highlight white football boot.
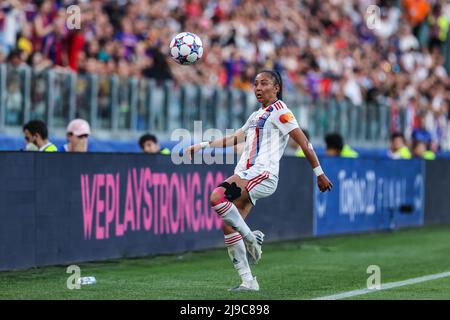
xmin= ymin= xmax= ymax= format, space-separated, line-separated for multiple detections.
xmin=246 ymin=230 xmax=264 ymax=265
xmin=228 ymin=277 xmax=260 ymax=292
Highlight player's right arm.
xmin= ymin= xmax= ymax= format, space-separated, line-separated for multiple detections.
xmin=183 ymin=128 xmax=246 ymax=157
xmin=184 ymin=112 xmax=253 ymax=157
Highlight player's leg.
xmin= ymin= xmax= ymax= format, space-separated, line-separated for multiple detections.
xmin=210 ymin=174 xmax=258 ymax=245
xmin=228 ymin=197 xmax=264 ymax=265
xmin=222 ymin=196 xmax=259 ymax=291
xmin=211 ymin=174 xmax=267 ymax=264
xmin=211 ymin=175 xmax=260 ymax=291
xmin=240 ymin=171 xmax=277 ymax=263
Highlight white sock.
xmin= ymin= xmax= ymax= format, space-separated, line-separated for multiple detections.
xmin=213 ymin=201 xmax=256 ymax=244
xmin=225 ymin=232 xmax=254 ymax=282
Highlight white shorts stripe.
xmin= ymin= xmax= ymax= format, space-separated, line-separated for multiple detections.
xmin=246 ymin=172 xmax=270 ymax=192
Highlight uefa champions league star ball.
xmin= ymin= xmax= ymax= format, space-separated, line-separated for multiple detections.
xmin=169 ymin=32 xmax=203 ymax=65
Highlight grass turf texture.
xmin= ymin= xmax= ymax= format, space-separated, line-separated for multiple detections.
xmin=1 ymin=225 xmax=449 ymax=300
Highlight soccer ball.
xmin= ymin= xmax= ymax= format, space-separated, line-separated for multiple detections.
xmin=169 ymin=32 xmax=203 ymax=65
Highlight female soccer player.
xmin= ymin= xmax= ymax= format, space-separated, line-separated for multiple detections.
xmin=185 ymin=70 xmax=333 ymax=291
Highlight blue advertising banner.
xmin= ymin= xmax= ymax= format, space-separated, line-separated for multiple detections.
xmin=314 ymin=158 xmax=424 ymax=236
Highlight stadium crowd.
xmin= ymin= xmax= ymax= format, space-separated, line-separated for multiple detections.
xmin=1 ymin=0 xmax=450 ymax=151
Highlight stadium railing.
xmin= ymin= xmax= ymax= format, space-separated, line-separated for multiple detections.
xmin=0 ymin=63 xmax=400 ymax=147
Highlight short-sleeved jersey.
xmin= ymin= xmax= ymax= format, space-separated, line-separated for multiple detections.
xmin=235 ymin=99 xmax=299 ymax=177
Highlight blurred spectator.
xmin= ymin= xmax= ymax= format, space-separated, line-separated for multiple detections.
xmin=66 ymin=29 xmax=85 ymax=72
xmin=139 ymin=133 xmax=170 ymax=155
xmin=427 ymin=2 xmax=449 ymax=52
xmin=388 ymin=132 xmax=412 ymax=159
xmin=23 ymin=119 xmax=57 ymax=152
xmin=402 ymin=0 xmax=430 ymax=34
xmin=6 ymin=49 xmax=25 ymax=67
xmin=17 ymin=22 xmax=33 ymax=61
xmin=324 ymin=132 xmax=358 ymax=158
xmin=59 ymin=118 xmax=91 ymax=152
xmin=411 ymin=114 xmax=432 ymax=146
xmin=143 ymin=47 xmax=174 ymax=81
xmin=412 ymin=139 xmax=436 ymax=160
xmin=33 ymin=0 xmax=56 ymax=55
xmin=0 ymin=0 xmax=26 ymax=56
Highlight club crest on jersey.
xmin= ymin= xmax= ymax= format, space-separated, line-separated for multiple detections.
xmin=257 ymin=112 xmax=271 ymax=127
xmin=279 ymin=112 xmax=294 ymax=124
xmin=249 ymin=109 xmax=273 ymax=128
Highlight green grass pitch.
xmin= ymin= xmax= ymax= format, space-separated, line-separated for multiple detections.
xmin=1 ymin=225 xmax=450 ymax=300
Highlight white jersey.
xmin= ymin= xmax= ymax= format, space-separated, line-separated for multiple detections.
xmin=235 ymin=99 xmax=299 ymax=178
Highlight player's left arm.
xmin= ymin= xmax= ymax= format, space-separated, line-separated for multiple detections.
xmin=274 ymin=108 xmax=332 ymax=192
xmin=288 ymin=128 xmax=332 ymax=192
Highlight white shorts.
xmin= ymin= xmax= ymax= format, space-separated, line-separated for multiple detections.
xmin=235 ymin=168 xmax=278 ymax=206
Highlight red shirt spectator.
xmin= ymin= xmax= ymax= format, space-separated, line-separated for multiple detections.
xmin=67 ymin=31 xmax=85 ymax=71
xmin=185 ymin=0 xmax=203 ymax=18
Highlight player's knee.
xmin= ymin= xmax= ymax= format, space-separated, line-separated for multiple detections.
xmin=210 ymin=182 xmax=242 ymax=207
xmin=210 ymin=187 xmax=226 ymax=207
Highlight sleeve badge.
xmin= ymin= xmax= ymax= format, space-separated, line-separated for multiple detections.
xmin=279 ymin=112 xmax=294 ymax=123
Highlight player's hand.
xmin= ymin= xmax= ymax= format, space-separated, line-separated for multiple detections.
xmin=317 ymin=174 xmax=333 ymax=192
xmin=183 ymin=144 xmax=202 ymax=160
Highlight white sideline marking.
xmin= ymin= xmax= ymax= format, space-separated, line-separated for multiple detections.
xmin=313 ymin=271 xmax=450 ymax=300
